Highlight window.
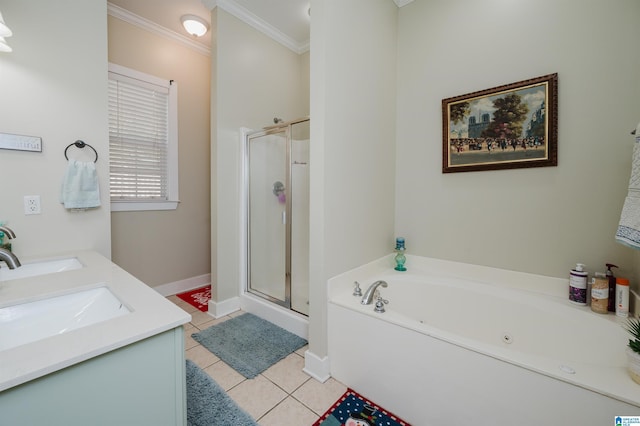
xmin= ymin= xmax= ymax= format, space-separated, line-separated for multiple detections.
xmin=108 ymin=63 xmax=179 ymax=211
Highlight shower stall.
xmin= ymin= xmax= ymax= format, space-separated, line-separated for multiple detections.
xmin=243 ymin=117 xmax=309 ymax=317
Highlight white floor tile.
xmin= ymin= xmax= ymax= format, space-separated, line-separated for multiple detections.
xmin=204 ymin=360 xmax=246 ymax=392
xmin=227 ymin=375 xmax=288 ymax=420
xmin=258 ymin=396 xmax=319 ymax=426
xmin=292 ymin=377 xmax=347 ymax=416
xmin=185 ymin=344 xmax=219 ymax=369
xmin=262 ymin=353 xmax=310 ymax=394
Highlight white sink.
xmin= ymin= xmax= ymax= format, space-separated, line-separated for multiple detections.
xmin=0 ymin=257 xmax=83 ymax=282
xmin=0 ymin=286 xmax=130 ymax=351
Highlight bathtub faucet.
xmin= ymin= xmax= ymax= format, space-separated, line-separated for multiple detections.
xmin=361 ymin=280 xmax=387 ymax=305
xmin=0 ymin=226 xmax=16 ymax=239
xmin=0 ymin=248 xmax=21 ymax=269
xmin=0 ymin=226 xmax=21 ymax=269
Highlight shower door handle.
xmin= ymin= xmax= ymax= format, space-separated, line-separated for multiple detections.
xmin=282 ymin=211 xmax=286 ymax=224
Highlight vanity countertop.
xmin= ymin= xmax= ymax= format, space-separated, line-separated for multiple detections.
xmin=0 ymin=250 xmax=191 ymax=391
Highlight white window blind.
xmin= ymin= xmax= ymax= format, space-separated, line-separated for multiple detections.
xmin=108 ymin=63 xmax=178 ymax=211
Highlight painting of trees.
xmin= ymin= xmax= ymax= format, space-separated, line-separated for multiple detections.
xmin=481 ymin=93 xmax=529 ymax=139
xmin=442 ymin=73 xmax=557 ymax=173
xmin=450 ymin=102 xmax=470 ymax=125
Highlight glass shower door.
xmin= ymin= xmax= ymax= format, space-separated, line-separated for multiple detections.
xmin=290 ymin=120 xmax=309 ymax=315
xmin=247 ymin=129 xmax=290 ymax=307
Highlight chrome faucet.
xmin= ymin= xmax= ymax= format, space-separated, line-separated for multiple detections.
xmin=0 ymin=226 xmax=21 ymax=269
xmin=0 ymin=248 xmax=21 ymax=269
xmin=0 ymin=226 xmax=16 ymax=239
xmin=361 ymin=280 xmax=387 ymax=305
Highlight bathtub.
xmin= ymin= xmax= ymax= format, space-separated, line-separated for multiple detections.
xmin=328 ymin=255 xmax=640 ymax=425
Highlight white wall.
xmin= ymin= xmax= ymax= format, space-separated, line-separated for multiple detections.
xmin=396 ymin=0 xmax=640 ymax=283
xmin=0 ymin=0 xmax=110 ymax=258
xmin=308 ymin=0 xmax=398 ymax=362
xmin=212 ymin=9 xmax=309 ymax=303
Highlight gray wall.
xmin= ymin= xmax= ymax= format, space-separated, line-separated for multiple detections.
xmin=108 ymin=15 xmax=211 ymax=288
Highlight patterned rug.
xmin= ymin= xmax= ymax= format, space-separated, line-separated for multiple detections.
xmin=313 ymin=388 xmax=410 ymax=426
xmin=177 ymin=285 xmax=211 ymax=312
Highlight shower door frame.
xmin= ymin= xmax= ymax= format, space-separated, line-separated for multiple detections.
xmin=244 ymin=118 xmax=309 ymax=310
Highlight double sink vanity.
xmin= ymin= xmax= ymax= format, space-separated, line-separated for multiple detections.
xmin=0 ymin=250 xmax=191 ymax=425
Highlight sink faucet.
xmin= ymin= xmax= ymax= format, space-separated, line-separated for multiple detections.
xmin=361 ymin=280 xmax=387 ymax=305
xmin=0 ymin=226 xmax=21 ymax=269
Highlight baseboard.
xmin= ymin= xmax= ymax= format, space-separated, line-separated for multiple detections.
xmin=153 ymin=274 xmax=211 ymax=297
xmin=303 ymin=350 xmax=331 ymax=383
xmin=240 ymin=293 xmax=309 ymax=339
xmin=208 ymin=296 xmax=241 ymax=319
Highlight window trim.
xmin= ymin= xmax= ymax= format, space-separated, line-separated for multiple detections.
xmin=108 ymin=63 xmax=179 ymax=212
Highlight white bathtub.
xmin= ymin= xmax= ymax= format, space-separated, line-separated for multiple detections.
xmin=328 ymin=255 xmax=640 ymax=425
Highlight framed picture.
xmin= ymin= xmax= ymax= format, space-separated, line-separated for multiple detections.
xmin=442 ymin=73 xmax=558 ymax=173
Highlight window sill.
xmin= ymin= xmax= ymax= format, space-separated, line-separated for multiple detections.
xmin=110 ymin=200 xmax=179 ymax=212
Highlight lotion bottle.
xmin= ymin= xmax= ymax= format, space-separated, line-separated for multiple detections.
xmin=591 ymin=272 xmax=609 ymax=314
xmin=569 ymin=263 xmax=588 ymax=305
xmin=616 ymin=277 xmax=630 ymax=318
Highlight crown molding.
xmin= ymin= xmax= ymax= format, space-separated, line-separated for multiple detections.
xmin=202 ymin=0 xmax=309 ymax=54
xmin=107 ymin=2 xmax=211 ymax=56
xmin=393 ymin=0 xmax=415 ymax=7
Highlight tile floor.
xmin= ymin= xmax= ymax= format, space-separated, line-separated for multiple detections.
xmin=166 ymin=295 xmax=347 ymax=426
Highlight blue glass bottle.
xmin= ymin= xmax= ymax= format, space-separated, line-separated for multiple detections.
xmin=394 ymin=237 xmax=406 ymax=271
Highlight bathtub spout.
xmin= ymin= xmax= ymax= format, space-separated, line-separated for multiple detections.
xmin=361 ymin=280 xmax=387 ymax=305
xmin=0 ymin=248 xmax=21 ymax=269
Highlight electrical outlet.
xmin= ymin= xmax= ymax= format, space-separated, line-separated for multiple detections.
xmin=24 ymin=195 xmax=41 ymax=215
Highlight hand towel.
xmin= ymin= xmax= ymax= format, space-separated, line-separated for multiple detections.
xmin=60 ymin=160 xmax=101 ymax=209
xmin=615 ymin=122 xmax=640 ymax=249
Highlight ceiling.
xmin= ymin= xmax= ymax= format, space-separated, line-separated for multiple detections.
xmin=108 ymin=0 xmax=311 ymax=52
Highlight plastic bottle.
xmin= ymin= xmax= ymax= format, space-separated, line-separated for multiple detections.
xmin=606 ymin=263 xmax=619 ymax=312
xmin=616 ymin=277 xmax=630 ymax=318
xmin=591 ymin=272 xmax=609 ymax=314
xmin=569 ymin=263 xmax=588 ymax=305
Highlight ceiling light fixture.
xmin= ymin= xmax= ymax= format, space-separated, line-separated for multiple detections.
xmin=181 ymin=14 xmax=209 ymax=37
xmin=0 ymin=10 xmax=13 ymax=53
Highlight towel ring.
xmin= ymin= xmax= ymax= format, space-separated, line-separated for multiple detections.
xmin=64 ymin=140 xmax=98 ymax=163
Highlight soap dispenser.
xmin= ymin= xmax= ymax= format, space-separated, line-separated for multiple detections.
xmin=606 ymin=263 xmax=618 ymax=312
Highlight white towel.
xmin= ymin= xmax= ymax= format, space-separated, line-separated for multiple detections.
xmin=615 ymin=122 xmax=640 ymax=249
xmin=60 ymin=160 xmax=101 ymax=209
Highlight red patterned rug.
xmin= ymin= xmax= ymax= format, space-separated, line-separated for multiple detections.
xmin=176 ymin=285 xmax=211 ymax=312
xmin=313 ymin=388 xmax=410 ymax=426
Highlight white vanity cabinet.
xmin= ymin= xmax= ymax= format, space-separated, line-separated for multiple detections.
xmin=0 ymin=251 xmax=192 ymax=425
xmin=0 ymin=327 xmax=187 ymax=425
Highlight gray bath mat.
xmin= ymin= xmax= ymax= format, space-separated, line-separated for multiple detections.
xmin=192 ymin=313 xmax=307 ymax=379
xmin=186 ymin=359 xmax=257 ymax=426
